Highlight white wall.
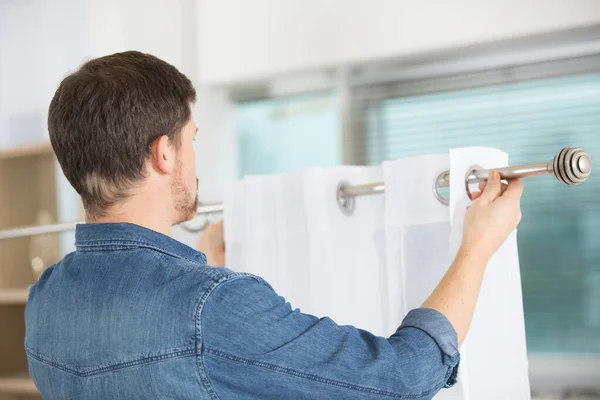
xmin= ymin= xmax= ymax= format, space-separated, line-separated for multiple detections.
xmin=83 ymin=0 xmax=186 ymax=70
xmin=197 ymin=0 xmax=600 ymax=85
xmin=0 ymin=0 xmax=87 ymax=147
xmin=0 ymin=0 xmax=233 ymax=245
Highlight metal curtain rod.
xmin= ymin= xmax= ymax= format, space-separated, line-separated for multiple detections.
xmin=0 ymin=147 xmax=592 ymax=240
xmin=0 ymin=204 xmax=224 ymax=241
xmin=337 ymin=147 xmax=592 ymax=212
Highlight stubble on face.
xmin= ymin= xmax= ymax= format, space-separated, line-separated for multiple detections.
xmin=172 ymin=159 xmax=199 ymax=224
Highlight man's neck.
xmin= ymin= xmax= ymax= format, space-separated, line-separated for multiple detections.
xmin=87 ymin=199 xmax=173 ymax=237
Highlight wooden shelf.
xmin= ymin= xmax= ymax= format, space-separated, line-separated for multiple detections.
xmin=0 ymin=372 xmax=37 ymax=394
xmin=0 ymin=139 xmax=56 ymax=400
xmin=0 ymin=287 xmax=31 ymax=305
xmin=0 ymin=143 xmax=53 ymax=160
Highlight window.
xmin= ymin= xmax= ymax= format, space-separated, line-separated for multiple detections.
xmin=235 ymin=91 xmax=341 ymax=177
xmin=357 ymin=70 xmax=600 ymax=354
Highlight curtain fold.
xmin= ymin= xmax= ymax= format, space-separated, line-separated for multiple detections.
xmin=303 ymin=166 xmax=387 ymax=335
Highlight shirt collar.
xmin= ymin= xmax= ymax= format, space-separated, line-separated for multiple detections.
xmin=75 ymin=222 xmax=206 ymax=264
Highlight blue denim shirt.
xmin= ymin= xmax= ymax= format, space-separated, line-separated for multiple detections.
xmin=25 ymin=223 xmax=459 ymax=399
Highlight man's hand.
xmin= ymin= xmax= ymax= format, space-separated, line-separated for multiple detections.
xmin=197 ymin=220 xmax=225 ymax=267
xmin=460 ymin=171 xmax=524 ymax=262
xmin=422 ymin=171 xmax=524 ymax=345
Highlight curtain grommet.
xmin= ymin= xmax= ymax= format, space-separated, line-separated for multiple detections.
xmin=432 ymin=170 xmax=450 ymax=206
xmin=336 ymin=181 xmax=355 ymax=215
xmin=465 ymin=164 xmax=483 ymax=201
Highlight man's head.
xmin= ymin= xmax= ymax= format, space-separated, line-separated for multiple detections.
xmin=49 ymin=51 xmax=198 ymax=224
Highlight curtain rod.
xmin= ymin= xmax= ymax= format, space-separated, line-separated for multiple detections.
xmin=0 ymin=148 xmax=591 ymax=240
xmin=337 ymin=147 xmax=591 ymax=213
xmin=0 ymin=204 xmax=226 ymax=241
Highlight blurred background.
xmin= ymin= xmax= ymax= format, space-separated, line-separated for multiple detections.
xmin=1 ymin=0 xmax=599 ymax=398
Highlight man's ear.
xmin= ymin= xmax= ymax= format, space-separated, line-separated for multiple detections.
xmin=151 ymin=135 xmax=176 ymax=175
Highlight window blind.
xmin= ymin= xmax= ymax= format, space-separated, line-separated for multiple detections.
xmin=235 ymin=91 xmax=341 ymax=177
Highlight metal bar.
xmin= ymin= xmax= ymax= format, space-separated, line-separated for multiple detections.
xmin=338 ymin=182 xmax=385 ymax=197
xmin=196 ymin=203 xmax=225 ymax=214
xmin=337 ymin=161 xmax=553 ymax=200
xmin=0 ymin=222 xmax=80 ymax=241
xmin=470 ymin=162 xmax=550 ymax=182
xmin=340 ymin=170 xmax=520 ymax=200
xmin=0 ymin=148 xmax=591 ymax=240
xmin=0 ymin=204 xmax=226 ymax=241
xmin=336 ymin=147 xmax=592 ymax=213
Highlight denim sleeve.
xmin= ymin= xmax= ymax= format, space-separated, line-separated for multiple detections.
xmin=200 ymin=275 xmax=460 ymax=400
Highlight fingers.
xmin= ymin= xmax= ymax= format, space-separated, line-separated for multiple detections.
xmin=479 ymin=171 xmax=503 ymax=204
xmin=205 ymin=220 xmax=224 ymax=234
xmin=501 ymin=178 xmax=524 ymax=200
xmin=473 ymin=181 xmax=507 ymax=200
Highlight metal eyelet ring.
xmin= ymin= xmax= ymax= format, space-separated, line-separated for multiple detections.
xmin=465 ymin=164 xmax=483 ymax=201
xmin=432 ymin=169 xmax=450 ymax=206
xmin=336 ymin=181 xmax=355 ymax=215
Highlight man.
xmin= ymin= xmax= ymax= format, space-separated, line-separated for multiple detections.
xmin=25 ymin=51 xmax=523 ymax=399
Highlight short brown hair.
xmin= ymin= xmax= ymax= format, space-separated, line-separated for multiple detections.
xmin=48 ymin=51 xmax=196 ymax=218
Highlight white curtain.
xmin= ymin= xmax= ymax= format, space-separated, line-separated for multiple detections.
xmin=224 ymin=147 xmax=530 ymax=399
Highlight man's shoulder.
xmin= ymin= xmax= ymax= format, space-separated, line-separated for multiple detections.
xmin=161 ymin=256 xmax=255 ymax=288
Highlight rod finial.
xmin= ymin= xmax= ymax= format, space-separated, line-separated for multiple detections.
xmin=552 ymin=147 xmax=592 ymax=185
xmin=578 ymin=153 xmax=592 ymax=175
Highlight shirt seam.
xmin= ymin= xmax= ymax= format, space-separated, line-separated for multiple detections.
xmin=75 ymin=240 xmax=202 ymax=264
xmin=25 ymin=346 xmax=195 ymax=377
xmin=195 ymin=273 xmax=266 ymax=400
xmin=204 ymin=346 xmax=447 ymax=399
xmin=77 ymin=239 xmax=173 ymax=249
xmin=398 ymin=325 xmax=459 ymax=360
